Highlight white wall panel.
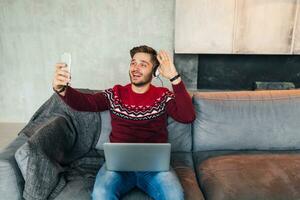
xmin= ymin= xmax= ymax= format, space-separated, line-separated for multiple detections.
xmin=234 ymin=0 xmax=297 ymax=54
xmin=175 ymin=0 xmax=236 ymax=53
xmin=175 ymin=0 xmax=299 ymax=54
xmin=292 ymin=1 xmax=300 ymax=53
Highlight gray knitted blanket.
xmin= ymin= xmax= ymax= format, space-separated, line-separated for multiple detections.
xmin=17 ymin=91 xmax=104 ymax=200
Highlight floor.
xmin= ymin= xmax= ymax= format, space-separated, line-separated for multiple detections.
xmin=0 ymin=123 xmax=26 ymax=150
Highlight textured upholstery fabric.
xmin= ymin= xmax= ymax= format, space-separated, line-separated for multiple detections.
xmin=0 ymin=133 xmax=28 ymax=200
xmin=195 ymin=153 xmax=300 ymax=200
xmin=95 ymin=111 xmax=111 ymax=150
xmin=193 ymin=89 xmax=300 ymax=151
xmin=167 ymin=117 xmax=192 ymax=152
xmin=171 ymin=152 xmax=205 ymax=200
xmin=54 ymin=178 xmax=93 ymax=200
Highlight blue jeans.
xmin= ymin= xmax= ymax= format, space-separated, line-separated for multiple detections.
xmin=92 ymin=163 xmax=184 ymax=200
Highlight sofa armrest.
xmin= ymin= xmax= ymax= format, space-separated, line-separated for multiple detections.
xmin=171 ymin=152 xmax=205 ymax=200
xmin=0 ymin=133 xmax=28 ymax=199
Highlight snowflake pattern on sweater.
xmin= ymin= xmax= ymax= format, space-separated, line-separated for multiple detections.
xmin=103 ymin=86 xmax=174 ymax=121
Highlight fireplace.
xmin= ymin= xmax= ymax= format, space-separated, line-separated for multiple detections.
xmin=174 ymin=54 xmax=300 ymax=90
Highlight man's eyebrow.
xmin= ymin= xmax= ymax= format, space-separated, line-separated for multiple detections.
xmin=130 ymin=59 xmax=150 ymax=65
xmin=140 ymin=60 xmax=150 ymax=65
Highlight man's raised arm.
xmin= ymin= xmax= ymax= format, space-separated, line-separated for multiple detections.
xmin=166 ymin=81 xmax=195 ymax=123
xmin=52 ymin=63 xmax=109 ymax=112
xmin=156 ymin=50 xmax=195 ymax=123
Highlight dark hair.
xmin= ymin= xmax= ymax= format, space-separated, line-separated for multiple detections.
xmin=130 ymin=45 xmax=159 ymax=68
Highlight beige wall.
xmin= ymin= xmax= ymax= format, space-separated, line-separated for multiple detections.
xmin=175 ymin=0 xmax=300 ymax=54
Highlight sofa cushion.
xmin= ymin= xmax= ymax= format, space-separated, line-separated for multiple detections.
xmin=95 ymin=111 xmax=112 ymax=150
xmin=193 ymin=89 xmax=300 ymax=151
xmin=171 ymin=152 xmax=205 ymax=200
xmin=53 ymin=178 xmax=93 ymax=200
xmin=0 ymin=133 xmax=28 ymax=200
xmin=95 ymin=111 xmax=192 ymax=152
xmin=167 ymin=117 xmax=192 ymax=152
xmin=195 ymin=154 xmax=300 ymax=200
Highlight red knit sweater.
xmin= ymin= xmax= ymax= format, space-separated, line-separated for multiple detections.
xmin=58 ymin=81 xmax=195 ymax=143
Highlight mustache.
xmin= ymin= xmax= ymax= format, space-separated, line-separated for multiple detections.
xmin=129 ymin=70 xmax=142 ymax=76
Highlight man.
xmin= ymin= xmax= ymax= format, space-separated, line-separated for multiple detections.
xmin=52 ymin=45 xmax=195 ymax=200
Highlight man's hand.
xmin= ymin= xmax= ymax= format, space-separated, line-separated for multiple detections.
xmin=52 ymin=63 xmax=71 ymax=96
xmin=156 ymin=50 xmax=181 ymax=84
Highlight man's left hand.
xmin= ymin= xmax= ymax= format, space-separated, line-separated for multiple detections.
xmin=156 ymin=50 xmax=179 ymax=80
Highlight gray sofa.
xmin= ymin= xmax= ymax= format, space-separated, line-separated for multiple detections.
xmin=1 ymin=88 xmax=300 ymax=200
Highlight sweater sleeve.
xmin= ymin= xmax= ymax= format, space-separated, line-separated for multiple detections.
xmin=166 ymin=81 xmax=196 ymax=123
xmin=56 ymin=86 xmax=110 ymax=112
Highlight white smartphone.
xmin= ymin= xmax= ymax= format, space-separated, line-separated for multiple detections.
xmin=61 ymin=52 xmax=71 ymax=84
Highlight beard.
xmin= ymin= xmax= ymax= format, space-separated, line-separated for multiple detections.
xmin=129 ymin=71 xmax=153 ymax=87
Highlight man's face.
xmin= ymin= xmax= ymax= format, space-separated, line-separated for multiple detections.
xmin=129 ymin=52 xmax=153 ymax=87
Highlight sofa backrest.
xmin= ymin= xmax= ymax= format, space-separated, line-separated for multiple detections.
xmin=95 ymin=111 xmax=192 ymax=152
xmin=192 ymin=89 xmax=300 ymax=151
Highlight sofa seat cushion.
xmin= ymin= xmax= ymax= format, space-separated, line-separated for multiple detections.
xmin=196 ymin=154 xmax=300 ymax=200
xmin=53 ymin=178 xmax=94 ymax=200
xmin=0 ymin=133 xmax=28 ymax=200
xmin=171 ymin=152 xmax=205 ymax=200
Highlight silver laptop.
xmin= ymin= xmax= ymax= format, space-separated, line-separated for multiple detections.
xmin=103 ymin=143 xmax=171 ymax=172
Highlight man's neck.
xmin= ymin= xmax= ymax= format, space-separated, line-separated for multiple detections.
xmin=131 ymin=83 xmax=151 ymax=94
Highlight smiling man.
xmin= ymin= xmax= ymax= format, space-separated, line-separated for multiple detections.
xmin=129 ymin=52 xmax=154 ymax=87
xmin=52 ymin=45 xmax=195 ymax=200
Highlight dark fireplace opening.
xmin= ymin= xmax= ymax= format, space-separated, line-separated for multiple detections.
xmin=197 ymin=54 xmax=300 ymax=90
